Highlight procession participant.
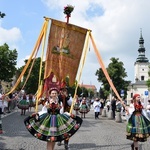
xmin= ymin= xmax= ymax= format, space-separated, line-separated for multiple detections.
xmin=58 ymin=87 xmax=72 ymax=113
xmin=115 ymin=99 xmax=122 ymax=113
xmin=57 ymin=87 xmax=72 ymax=150
xmin=17 ymin=93 xmax=29 ymax=115
xmin=93 ymin=98 xmax=101 ymax=119
xmin=7 ymin=93 xmax=13 ymax=113
xmin=28 ymin=94 xmax=34 ymax=111
xmin=106 ymin=100 xmax=111 ymax=112
xmin=24 ymin=87 xmax=82 ymax=150
xmin=73 ymin=95 xmax=80 ymax=115
xmin=111 ymin=97 xmax=116 ymax=119
xmin=79 ymin=97 xmax=90 ymax=119
xmin=100 ymin=99 xmax=104 ymax=115
xmin=146 ymin=99 xmax=150 ymax=119
xmin=0 ymin=94 xmax=8 ymax=115
xmin=126 ymin=94 xmax=150 ymax=150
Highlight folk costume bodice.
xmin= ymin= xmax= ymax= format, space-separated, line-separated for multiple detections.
xmin=134 ymin=102 xmax=143 ymax=113
xmin=47 ymin=102 xmax=61 ymax=115
xmin=82 ymin=101 xmax=86 ymax=105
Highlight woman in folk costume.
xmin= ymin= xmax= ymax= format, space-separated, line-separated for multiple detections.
xmin=73 ymin=95 xmax=80 ymax=115
xmin=126 ymin=94 xmax=150 ymax=150
xmin=79 ymin=97 xmax=90 ymax=118
xmin=18 ymin=93 xmax=29 ymax=115
xmin=93 ymin=98 xmax=101 ymax=119
xmin=28 ymin=94 xmax=34 ymax=111
xmin=24 ymin=88 xmax=82 ymax=150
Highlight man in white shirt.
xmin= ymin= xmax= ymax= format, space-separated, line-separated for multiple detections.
xmin=93 ymin=98 xmax=101 ymax=119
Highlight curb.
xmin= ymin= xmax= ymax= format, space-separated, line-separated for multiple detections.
xmin=1 ymin=109 xmax=17 ymax=119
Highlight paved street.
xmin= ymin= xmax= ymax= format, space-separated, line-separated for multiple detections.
xmin=0 ymin=107 xmax=149 ymax=150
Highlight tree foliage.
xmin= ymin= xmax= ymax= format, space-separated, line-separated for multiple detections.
xmin=17 ymin=57 xmax=44 ymax=94
xmin=146 ymin=65 xmax=150 ymax=89
xmin=0 ymin=12 xmax=6 ymax=18
xmin=0 ymin=43 xmax=18 ymax=82
xmin=65 ymin=78 xmax=92 ymax=98
xmin=95 ymin=57 xmax=131 ymax=99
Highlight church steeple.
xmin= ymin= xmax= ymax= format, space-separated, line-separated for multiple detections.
xmin=136 ymin=29 xmax=149 ymax=63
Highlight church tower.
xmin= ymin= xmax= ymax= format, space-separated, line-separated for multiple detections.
xmin=127 ymin=30 xmax=150 ymax=103
xmin=134 ymin=30 xmax=149 ymax=82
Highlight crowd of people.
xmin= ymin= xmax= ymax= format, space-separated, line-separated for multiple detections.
xmin=0 ymin=92 xmax=19 ymax=115
xmin=1 ymin=89 xmax=150 ymax=150
xmin=0 ymin=92 xmax=38 ymax=116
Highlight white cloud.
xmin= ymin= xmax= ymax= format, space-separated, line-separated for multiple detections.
xmin=16 ymin=54 xmax=46 ymax=68
xmin=2 ymin=0 xmax=150 ymax=91
xmin=41 ymin=0 xmax=150 ymax=90
xmin=16 ymin=55 xmax=31 ymax=68
xmin=0 ymin=26 xmax=22 ymax=48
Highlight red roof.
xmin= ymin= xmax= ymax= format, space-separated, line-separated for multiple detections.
xmin=80 ymin=84 xmax=97 ymax=90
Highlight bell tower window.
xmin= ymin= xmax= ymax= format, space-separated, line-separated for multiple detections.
xmin=141 ymin=76 xmax=144 ymax=81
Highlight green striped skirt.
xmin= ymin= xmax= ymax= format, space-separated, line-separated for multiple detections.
xmin=126 ymin=111 xmax=150 ymax=142
xmin=24 ymin=112 xmax=82 ymax=142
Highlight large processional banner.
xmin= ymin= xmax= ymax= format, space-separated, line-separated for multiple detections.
xmin=44 ymin=19 xmax=87 ymax=90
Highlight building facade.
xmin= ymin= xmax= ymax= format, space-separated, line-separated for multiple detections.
xmin=80 ymin=84 xmax=97 ymax=97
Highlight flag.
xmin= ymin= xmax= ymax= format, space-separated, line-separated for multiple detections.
xmin=44 ymin=19 xmax=87 ymax=86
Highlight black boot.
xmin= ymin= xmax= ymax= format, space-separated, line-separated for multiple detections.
xmin=64 ymin=139 xmax=69 ymax=150
xmin=131 ymin=143 xmax=134 ymax=150
xmin=135 ymin=147 xmax=138 ymax=150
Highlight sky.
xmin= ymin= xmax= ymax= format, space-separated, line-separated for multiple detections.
xmin=1 ymin=0 xmax=150 ymax=91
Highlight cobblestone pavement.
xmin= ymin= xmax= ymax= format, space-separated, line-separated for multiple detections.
xmin=0 ymin=107 xmax=149 ymax=150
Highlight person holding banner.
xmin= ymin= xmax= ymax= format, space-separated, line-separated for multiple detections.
xmin=24 ymin=87 xmax=82 ymax=150
xmin=57 ymin=87 xmax=72 ymax=150
xmin=126 ymin=94 xmax=150 ymax=150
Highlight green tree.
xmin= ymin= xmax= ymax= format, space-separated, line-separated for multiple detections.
xmin=0 ymin=43 xmax=18 ymax=82
xmin=146 ymin=65 xmax=150 ymax=89
xmin=67 ymin=84 xmax=82 ymax=97
xmin=87 ymin=89 xmax=94 ymax=98
xmin=64 ymin=77 xmax=90 ymax=97
xmin=17 ymin=57 xmax=44 ymax=94
xmin=65 ymin=79 xmax=85 ymax=97
xmin=95 ymin=57 xmax=131 ymax=99
xmin=0 ymin=12 xmax=6 ymax=18
xmin=99 ymin=87 xmax=105 ymax=98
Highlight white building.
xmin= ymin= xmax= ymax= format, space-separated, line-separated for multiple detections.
xmin=127 ymin=31 xmax=150 ymax=105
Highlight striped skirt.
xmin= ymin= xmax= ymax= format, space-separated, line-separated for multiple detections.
xmin=126 ymin=111 xmax=150 ymax=142
xmin=17 ymin=99 xmax=29 ymax=109
xmin=73 ymin=103 xmax=80 ymax=111
xmin=79 ymin=104 xmax=90 ymax=113
xmin=24 ymin=112 xmax=82 ymax=142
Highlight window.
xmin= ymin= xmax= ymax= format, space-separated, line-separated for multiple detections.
xmin=131 ymin=93 xmax=133 ymax=98
xmin=141 ymin=76 xmax=144 ymax=81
